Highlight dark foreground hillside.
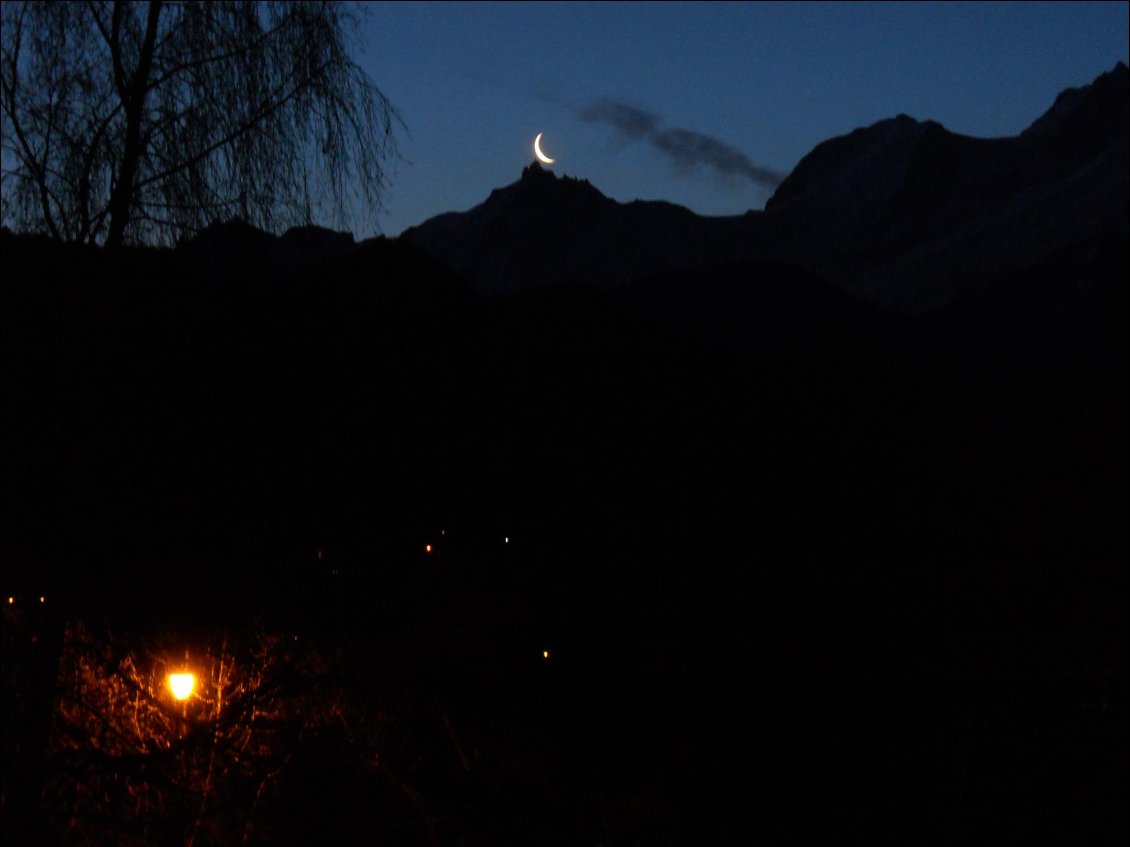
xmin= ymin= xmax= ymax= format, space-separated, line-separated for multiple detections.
xmin=2 ymin=228 xmax=1127 ymax=844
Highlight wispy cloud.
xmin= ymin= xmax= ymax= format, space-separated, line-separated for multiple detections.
xmin=579 ymin=98 xmax=783 ymax=188
xmin=579 ymin=100 xmax=659 ymax=140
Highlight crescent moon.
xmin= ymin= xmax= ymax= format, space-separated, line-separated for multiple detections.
xmin=534 ymin=132 xmax=555 ymax=165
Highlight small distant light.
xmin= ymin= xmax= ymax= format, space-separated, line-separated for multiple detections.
xmin=168 ymin=673 xmax=195 ymax=701
xmin=425 ymin=544 xmax=433 ymax=554
xmin=6 ymin=596 xmax=13 ymax=605
xmin=504 ymin=536 xmax=509 ymax=544
xmin=542 ymin=650 xmax=550 ymax=660
xmin=441 ymin=529 xmax=446 ymax=536
xmin=39 ymin=596 xmax=45 ymax=603
xmin=316 ymin=549 xmax=323 ymax=561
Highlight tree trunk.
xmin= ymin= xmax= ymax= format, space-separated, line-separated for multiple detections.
xmin=105 ymin=1 xmax=163 ymax=249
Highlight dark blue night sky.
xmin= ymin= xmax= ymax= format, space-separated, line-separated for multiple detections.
xmin=356 ymin=1 xmax=1128 ymax=236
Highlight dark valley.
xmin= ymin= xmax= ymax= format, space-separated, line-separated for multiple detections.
xmin=2 ymin=60 xmax=1127 ymax=847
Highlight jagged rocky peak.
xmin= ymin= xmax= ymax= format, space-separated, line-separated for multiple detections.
xmin=521 ymin=160 xmax=557 ymax=183
xmin=482 ymin=161 xmax=608 ymax=210
xmin=518 ymin=160 xmax=602 ymax=193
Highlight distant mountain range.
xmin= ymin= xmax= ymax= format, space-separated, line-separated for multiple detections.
xmin=3 ymin=61 xmax=1127 ymax=845
xmin=402 ymin=62 xmax=1128 ymax=313
xmin=3 ymin=69 xmax=1127 ymax=837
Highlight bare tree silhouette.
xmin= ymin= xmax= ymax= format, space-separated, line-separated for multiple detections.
xmin=1 ymin=1 xmax=401 ymax=247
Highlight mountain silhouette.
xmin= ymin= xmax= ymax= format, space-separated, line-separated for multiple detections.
xmin=767 ymin=61 xmax=1128 ymax=310
xmin=401 ymin=161 xmax=730 ymax=295
xmin=403 ymin=63 xmax=1128 ymax=313
xmin=3 ymin=64 xmax=1127 ymax=847
xmin=180 ymin=219 xmax=357 ymax=275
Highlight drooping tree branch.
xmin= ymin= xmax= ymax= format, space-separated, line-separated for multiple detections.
xmin=1 ymin=1 xmax=402 ymax=247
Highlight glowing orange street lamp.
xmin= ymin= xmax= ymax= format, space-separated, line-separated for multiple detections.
xmin=168 ymin=673 xmax=196 ymax=701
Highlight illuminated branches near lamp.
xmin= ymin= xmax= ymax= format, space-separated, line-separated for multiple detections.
xmin=45 ymin=620 xmax=332 ymax=845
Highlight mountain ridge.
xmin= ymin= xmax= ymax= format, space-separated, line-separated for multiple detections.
xmin=402 ymin=62 xmax=1128 ymax=313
